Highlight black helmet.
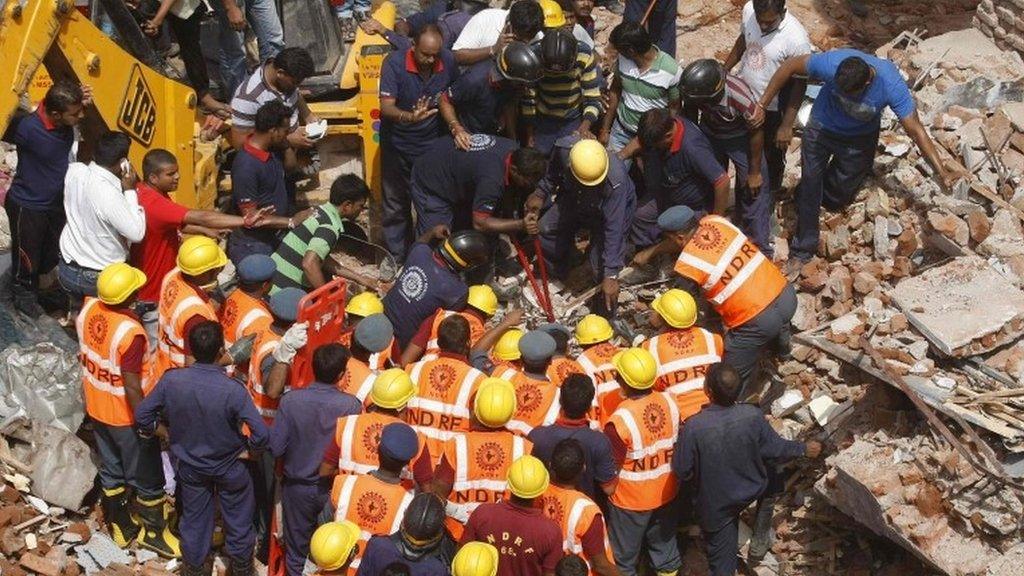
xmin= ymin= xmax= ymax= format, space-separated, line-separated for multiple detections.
xmin=539 ymin=29 xmax=578 ymax=74
xmin=681 ymin=59 xmax=726 ymax=105
xmin=497 ymin=41 xmax=544 ymax=84
xmin=437 ymin=230 xmax=490 ymax=271
xmin=400 ymin=493 xmax=445 ymax=550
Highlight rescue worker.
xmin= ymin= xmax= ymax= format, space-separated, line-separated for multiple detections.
xmin=461 ymin=455 xmax=563 ymax=576
xmin=440 ymin=42 xmax=542 ymax=143
xmin=339 ymin=292 xmax=393 ymax=370
xmin=152 ymin=236 xmax=224 ymax=384
xmin=631 ymin=108 xmax=730 ymax=250
xmin=537 ymin=439 xmax=619 ymax=576
xmin=309 ymin=521 xmax=361 ymax=576
xmin=383 ymin=227 xmax=489 ymax=350
xmin=338 ymin=314 xmax=394 ymax=401
xmin=430 ymin=378 xmax=528 ymax=539
xmin=528 ymin=374 xmax=617 ymax=504
xmin=270 ymin=344 xmax=362 ymax=576
xmin=404 ymin=315 xmax=488 ymax=458
xmin=320 ymin=368 xmax=431 ymax=485
xmin=79 ymin=263 xmax=177 ymax=557
xmin=452 ymin=542 xmax=499 ymax=576
xmin=534 ymin=137 xmax=635 ymax=317
xmin=680 ymin=59 xmax=773 ymax=255
xmin=324 ymin=423 xmax=419 ymax=574
xmin=536 ymin=323 xmax=585 ymax=386
xmin=574 ymin=315 xmax=622 ymax=423
xmin=355 ymin=493 xmax=450 ymax=576
xmin=409 ymin=135 xmax=548 ymax=237
xmin=494 ymin=330 xmax=560 ymax=437
xmin=220 ymin=254 xmax=274 ymax=350
xmin=488 ymin=327 xmax=524 ymax=373
xmin=603 ymin=348 xmax=681 ymax=576
xmin=642 ymin=289 xmax=723 ymax=421
xmin=634 ymin=205 xmax=796 ymax=395
xmin=401 ymin=284 xmax=498 ymax=365
xmin=522 ymin=28 xmax=602 ymax=156
xmin=135 ymin=321 xmax=268 ymax=576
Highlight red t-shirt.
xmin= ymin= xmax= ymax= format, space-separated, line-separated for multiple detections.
xmin=131 ymin=184 xmax=189 ymax=303
xmin=461 ymin=501 xmax=563 ymax=576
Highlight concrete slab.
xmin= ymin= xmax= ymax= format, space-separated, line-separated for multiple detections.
xmin=888 ymin=256 xmax=1024 ymax=357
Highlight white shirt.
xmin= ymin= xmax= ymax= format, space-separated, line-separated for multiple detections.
xmin=738 ymin=1 xmax=813 ymax=111
xmin=59 ymin=162 xmax=146 ymax=270
xmin=451 ymin=8 xmax=590 ymax=50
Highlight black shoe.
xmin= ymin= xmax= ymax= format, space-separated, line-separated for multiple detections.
xmin=13 ymin=293 xmax=45 ymax=319
xmin=229 ymin=556 xmax=254 ymax=576
xmin=136 ymin=496 xmax=181 ymax=558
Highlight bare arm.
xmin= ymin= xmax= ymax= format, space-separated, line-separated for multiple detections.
xmin=184 ymin=210 xmax=246 ymax=229
xmin=379 ymin=97 xmax=406 ymax=123
xmin=589 ymin=551 xmax=621 ymax=576
xmin=399 ymin=342 xmax=426 ymax=368
xmin=723 ymin=33 xmax=746 ymax=72
xmin=439 ymin=94 xmax=471 ymax=150
xmin=599 ymin=75 xmax=622 ymax=139
xmin=123 ymin=372 xmax=145 ymax=415
xmin=759 ymin=55 xmax=810 ymax=113
xmin=454 ymin=47 xmax=494 ymax=66
xmin=748 ymin=124 xmax=765 ymax=191
xmin=712 ymin=176 xmax=730 ymax=215
xmin=322 ymin=253 xmax=378 ymax=291
xmin=471 ymin=212 xmax=528 ymax=235
xmin=470 ymin=310 xmax=523 ymax=357
xmin=901 ymin=112 xmax=955 ymax=188
xmin=264 ymin=362 xmax=290 ymax=399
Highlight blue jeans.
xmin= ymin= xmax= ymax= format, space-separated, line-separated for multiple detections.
xmin=227 ymin=230 xmax=278 ymax=268
xmin=531 ymin=115 xmax=581 ymax=157
xmin=793 ymin=123 xmax=878 ymax=260
xmin=214 ymin=0 xmax=285 ymax=98
xmin=57 ymin=260 xmax=99 ymax=308
xmin=708 ymin=134 xmax=774 ymax=256
xmin=607 ymin=119 xmax=635 ymax=170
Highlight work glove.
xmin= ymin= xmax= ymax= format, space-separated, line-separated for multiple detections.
xmin=226 ymin=334 xmax=256 ymax=365
xmin=273 ymin=322 xmax=309 ymax=364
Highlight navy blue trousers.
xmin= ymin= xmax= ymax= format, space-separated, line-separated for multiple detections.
xmin=282 ymin=481 xmax=331 ymax=576
xmin=708 ymin=134 xmax=774 ymax=257
xmin=178 ymin=460 xmax=255 ymax=567
xmin=624 ymin=0 xmax=677 ymax=57
xmin=381 ymin=147 xmax=416 ymax=263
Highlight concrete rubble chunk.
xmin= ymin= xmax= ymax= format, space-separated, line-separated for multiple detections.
xmin=888 ymin=255 xmax=1024 ymax=357
xmin=75 ymin=533 xmax=130 ymax=574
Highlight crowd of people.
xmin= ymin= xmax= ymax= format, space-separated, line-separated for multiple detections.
xmin=1 ymin=0 xmax=961 ymax=574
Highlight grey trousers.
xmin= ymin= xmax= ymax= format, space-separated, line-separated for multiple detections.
xmin=93 ymin=421 xmax=165 ymax=500
xmin=606 ymin=500 xmax=682 ymax=576
xmin=723 ymin=283 xmax=797 ymax=397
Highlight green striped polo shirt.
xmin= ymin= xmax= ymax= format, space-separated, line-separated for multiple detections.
xmin=615 ymin=49 xmax=682 ymax=133
xmin=270 ymin=203 xmax=346 ymax=293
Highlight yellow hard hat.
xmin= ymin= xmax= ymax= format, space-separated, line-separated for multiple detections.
xmin=467 ymin=285 xmax=499 ymax=317
xmin=309 ymin=520 xmax=360 ymax=571
xmin=507 ymin=454 xmax=550 ymax=499
xmin=371 ymin=368 xmax=416 ymax=410
xmin=452 ymin=542 xmax=499 ymax=576
xmin=576 ymin=314 xmax=614 ymax=345
xmin=97 ymin=263 xmax=147 ymax=306
xmin=613 ymin=348 xmax=657 ymax=390
xmin=177 ymin=236 xmax=227 ymax=276
xmin=473 ymin=377 xmax=517 ymax=428
xmin=651 ymin=289 xmax=697 ymax=329
xmin=569 ymin=139 xmax=609 ymax=186
xmin=493 ymin=329 xmax=524 ymax=361
xmin=539 ymin=0 xmax=565 ymax=27
xmin=346 ymin=292 xmax=384 ymax=318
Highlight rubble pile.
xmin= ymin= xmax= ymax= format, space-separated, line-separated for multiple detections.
xmin=974 ymin=0 xmax=1024 ymax=56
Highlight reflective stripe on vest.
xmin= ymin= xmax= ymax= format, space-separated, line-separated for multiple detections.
xmin=564 ymin=496 xmax=594 ymax=554
xmin=236 ymin=307 xmax=270 ymax=343
xmin=332 ymin=475 xmax=414 ymax=571
xmin=609 ymin=393 xmax=680 ymax=508
xmin=447 ymin=433 xmax=527 ymax=521
xmin=78 ymin=299 xmax=150 ymax=426
xmin=406 ymin=359 xmax=480 ymax=422
xmin=248 ymin=334 xmax=281 ymax=422
xmin=156 ymin=270 xmax=215 ymax=372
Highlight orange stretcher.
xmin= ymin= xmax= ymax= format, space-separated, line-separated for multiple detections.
xmin=289 ymin=278 xmax=348 ymax=389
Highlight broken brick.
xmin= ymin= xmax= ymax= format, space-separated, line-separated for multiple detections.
xmin=853 ymin=272 xmax=880 ymax=295
xmin=64 ymin=523 xmax=91 ymax=545
xmin=20 ymin=554 xmax=61 ymax=576
xmin=966 ymin=210 xmax=992 ymax=243
xmin=927 ymin=211 xmax=969 ymax=246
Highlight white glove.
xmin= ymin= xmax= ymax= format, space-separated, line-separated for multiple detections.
xmin=272 ymin=322 xmax=308 ymax=364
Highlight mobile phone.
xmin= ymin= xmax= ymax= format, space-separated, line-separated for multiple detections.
xmin=120 ymin=158 xmax=131 ymax=174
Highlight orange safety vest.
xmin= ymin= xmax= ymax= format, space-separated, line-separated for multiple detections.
xmin=422 ymin=310 xmax=487 ymax=360
xmin=404 ymin=356 xmax=486 ymax=457
xmin=642 ymin=327 xmax=722 ymax=422
xmin=334 ymin=412 xmax=429 ymax=485
xmin=248 ymin=331 xmax=283 ymax=424
xmin=674 ymin=215 xmax=788 ymax=329
xmin=331 ymin=473 xmax=414 ymax=575
xmin=219 ymin=289 xmax=272 ymax=349
xmin=153 ymin=269 xmax=217 ymax=383
xmin=547 ymin=356 xmax=586 ymax=386
xmin=493 ymin=367 xmax=559 ymax=437
xmin=337 ymin=357 xmax=377 ymax=402
xmin=442 ymin=430 xmax=531 ymax=532
xmin=338 ymin=330 xmax=393 ymax=370
xmin=608 ymin=392 xmax=680 ymax=511
xmin=536 ymin=484 xmax=614 ymax=570
xmin=77 ymin=298 xmax=154 ymax=427
xmin=578 ymin=343 xmax=622 ymax=425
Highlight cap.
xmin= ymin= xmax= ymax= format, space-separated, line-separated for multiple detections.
xmin=379 ymin=422 xmax=419 ymax=463
xmin=518 ymin=330 xmax=556 ymax=364
xmin=657 ymin=205 xmax=698 ymax=233
xmin=536 ymin=322 xmax=571 ymax=339
xmin=269 ymin=288 xmax=306 ymax=322
xmin=237 ymin=254 xmax=276 ymax=283
xmin=354 ymin=313 xmax=394 ymax=353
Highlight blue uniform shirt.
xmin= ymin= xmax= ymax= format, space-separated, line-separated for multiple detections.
xmin=643 ymin=117 xmax=727 ymax=212
xmin=355 ymin=535 xmax=449 ymax=576
xmin=672 ymin=403 xmax=805 ymax=532
xmin=380 ymin=47 xmax=459 ymax=158
xmin=231 ymin=140 xmax=289 ymax=245
xmin=538 ymin=134 xmax=635 ymax=278
xmin=383 ymin=241 xmax=468 ymax=348
xmin=437 ymin=10 xmax=474 ymax=49
xmin=807 ymin=49 xmax=915 ymax=136
xmin=404 ymin=0 xmax=449 ymax=33
xmin=269 ymin=381 xmax=363 ymax=483
xmin=444 ymin=61 xmax=516 ymax=136
xmin=410 ymin=135 xmax=517 ymax=217
xmin=3 ymin=105 xmax=75 ymax=210
xmin=135 ymin=363 xmax=269 ymax=477
xmin=528 ymin=418 xmax=618 ymax=502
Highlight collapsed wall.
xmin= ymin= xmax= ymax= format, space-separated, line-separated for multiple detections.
xmin=975 ymin=0 xmax=1024 ymax=55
